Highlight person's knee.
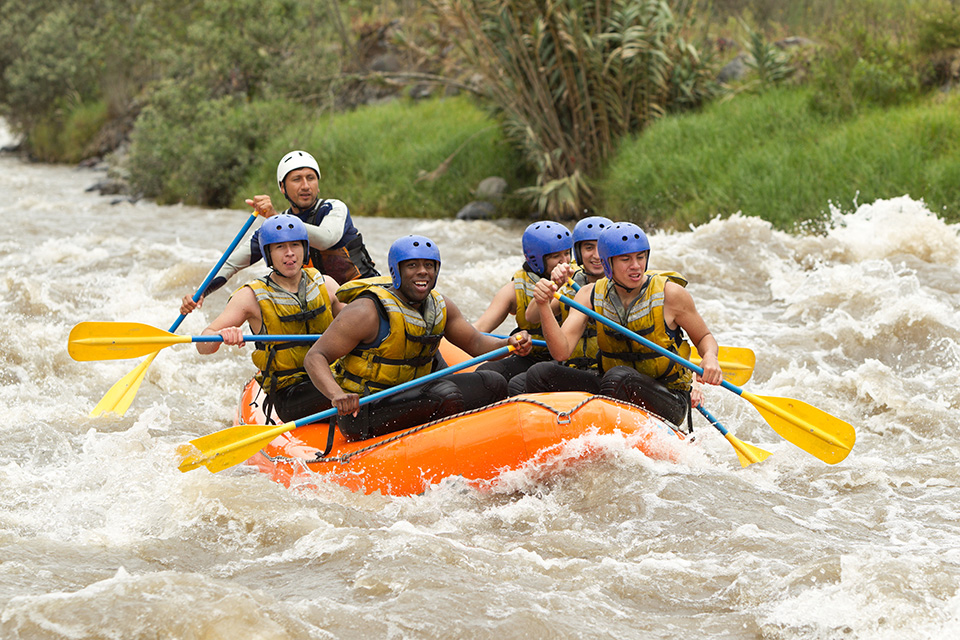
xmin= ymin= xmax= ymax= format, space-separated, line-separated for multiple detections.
xmin=425 ymin=379 xmax=465 ymax=415
xmin=599 ymin=366 xmax=637 ymax=397
xmin=523 ymin=361 xmax=556 ymax=393
xmin=476 ymin=370 xmax=508 ymax=402
xmin=507 ymin=372 xmax=526 ymax=397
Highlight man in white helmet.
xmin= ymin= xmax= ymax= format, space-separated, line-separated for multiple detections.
xmin=181 ymin=150 xmax=378 ymax=315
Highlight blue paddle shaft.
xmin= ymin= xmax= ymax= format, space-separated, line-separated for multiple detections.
xmin=482 ymin=333 xmax=546 ymax=348
xmin=696 ymin=404 xmax=729 ymax=436
xmin=555 ymin=293 xmax=745 ymax=397
xmin=169 ymin=212 xmax=259 ymax=333
xmin=192 ymin=334 xmax=320 ymax=343
xmin=289 ymin=345 xmax=513 ymax=428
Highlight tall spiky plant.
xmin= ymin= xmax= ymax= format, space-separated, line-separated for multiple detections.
xmin=433 ymin=0 xmax=715 ymax=219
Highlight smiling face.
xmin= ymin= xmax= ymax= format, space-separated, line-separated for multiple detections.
xmin=577 ymin=240 xmax=604 ymax=279
xmin=268 ymin=241 xmax=306 ymax=278
xmin=397 ymin=259 xmax=439 ymax=304
xmin=610 ymin=250 xmax=649 ymax=288
xmin=280 ymin=168 xmax=319 ymax=211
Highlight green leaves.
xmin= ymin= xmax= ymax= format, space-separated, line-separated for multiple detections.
xmin=433 ymin=0 xmax=715 ymax=219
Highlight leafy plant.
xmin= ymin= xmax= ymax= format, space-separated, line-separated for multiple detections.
xmin=431 ymin=0 xmax=716 ymax=219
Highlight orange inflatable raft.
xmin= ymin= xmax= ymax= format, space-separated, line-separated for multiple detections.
xmin=240 ymin=341 xmax=688 ymax=496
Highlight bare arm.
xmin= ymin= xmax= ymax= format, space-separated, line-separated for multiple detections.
xmin=197 ymin=286 xmax=261 ymax=354
xmin=304 ymin=298 xmax=380 ymax=416
xmin=322 ymin=274 xmax=346 ymax=317
xmin=443 ymin=297 xmax=532 ymax=357
xmin=472 ymin=281 xmax=517 ymax=332
xmin=532 ymin=279 xmax=590 ymax=362
xmin=663 ymin=282 xmax=722 ymax=386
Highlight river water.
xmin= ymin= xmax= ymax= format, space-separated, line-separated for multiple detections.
xmin=2 ymin=121 xmax=959 ymax=639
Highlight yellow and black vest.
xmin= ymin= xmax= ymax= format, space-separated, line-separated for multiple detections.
xmin=333 ymin=277 xmax=447 ymax=394
xmin=591 ymin=271 xmax=692 ymax=391
xmin=558 ymin=269 xmax=599 ymax=370
xmin=245 ymin=267 xmax=334 ymax=394
xmin=512 ymin=268 xmax=556 ymax=358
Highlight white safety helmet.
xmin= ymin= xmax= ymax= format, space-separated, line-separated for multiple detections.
xmin=276 ymin=150 xmax=321 ymax=191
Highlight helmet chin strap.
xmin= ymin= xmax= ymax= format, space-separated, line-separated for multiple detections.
xmin=611 ymin=277 xmax=641 ymax=294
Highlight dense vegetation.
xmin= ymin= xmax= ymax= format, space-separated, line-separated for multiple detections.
xmin=1 ymin=0 xmax=958 ymax=227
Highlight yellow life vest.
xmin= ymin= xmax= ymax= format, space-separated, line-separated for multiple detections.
xmin=333 ymin=280 xmax=447 ymax=394
xmin=244 ymin=267 xmax=334 ymax=394
xmin=558 ymin=272 xmax=598 ymax=370
xmin=512 ymin=268 xmax=555 ymax=358
xmin=591 ymin=271 xmax=692 ymax=391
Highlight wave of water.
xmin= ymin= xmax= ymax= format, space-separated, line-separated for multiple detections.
xmin=2 ymin=144 xmax=959 ymax=638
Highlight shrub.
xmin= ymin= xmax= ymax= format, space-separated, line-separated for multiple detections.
xmin=432 ymin=0 xmax=717 ymax=219
xmin=128 ymin=82 xmax=307 ymax=206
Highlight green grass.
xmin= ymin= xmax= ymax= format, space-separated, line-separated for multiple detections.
xmin=599 ymin=87 xmax=960 ymax=230
xmin=234 ymin=95 xmax=529 ymax=218
xmin=28 ymin=100 xmax=108 ymax=164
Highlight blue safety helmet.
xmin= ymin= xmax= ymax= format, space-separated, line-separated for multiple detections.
xmin=258 ymin=214 xmax=309 ymax=269
xmin=388 ymin=235 xmax=441 ymax=289
xmin=522 ymin=221 xmax=573 ymax=277
xmin=598 ymin=222 xmax=650 ymax=279
xmin=572 ymin=216 xmax=614 ymax=264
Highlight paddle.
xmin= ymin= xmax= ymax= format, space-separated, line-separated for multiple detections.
xmin=554 ymin=292 xmax=856 ymax=464
xmin=481 ymin=332 xmax=755 ymax=386
xmin=69 ymin=321 xmax=321 ymax=361
xmin=177 ymin=345 xmax=516 ymax=473
xmin=89 ymin=212 xmax=259 ymax=417
xmin=696 ymin=404 xmax=771 ymax=467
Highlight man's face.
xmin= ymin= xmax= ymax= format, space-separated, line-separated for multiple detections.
xmin=610 ymin=250 xmax=649 ymax=287
xmin=397 ymin=259 xmax=439 ymax=303
xmin=269 ymin=241 xmax=305 ymax=277
xmin=577 ymin=241 xmax=604 ymax=278
xmin=280 ymin=168 xmax=319 ymax=210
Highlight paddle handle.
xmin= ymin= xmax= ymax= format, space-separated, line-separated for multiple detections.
xmin=168 ymin=211 xmax=259 ymax=333
xmin=288 ymin=345 xmax=514 ymax=429
xmin=555 ymin=293 xmax=745 ymax=397
xmin=482 ymin=333 xmax=546 ymax=347
xmin=191 ymin=334 xmax=320 ymax=343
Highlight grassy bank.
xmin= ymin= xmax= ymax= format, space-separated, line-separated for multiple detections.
xmin=233 ymin=95 xmax=529 ymax=218
xmin=599 ymin=86 xmax=960 ymax=230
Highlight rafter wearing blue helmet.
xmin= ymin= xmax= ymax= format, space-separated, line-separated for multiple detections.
xmin=180 ymin=150 xmax=378 ymax=318
xmin=473 ymin=221 xmax=573 ymax=393
xmin=193 ymin=215 xmax=346 ymax=426
xmin=303 ymin=235 xmax=533 ymax=442
xmin=522 ymin=222 xmax=724 ymax=432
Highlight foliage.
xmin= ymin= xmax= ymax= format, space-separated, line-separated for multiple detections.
xmin=742 ymin=24 xmax=795 ymax=89
xmin=127 ymin=82 xmax=307 ymax=206
xmin=234 ymin=95 xmax=529 ymax=218
xmin=600 ymin=87 xmax=960 ymax=230
xmin=0 ymin=2 xmax=103 ymax=131
xmin=431 ymin=0 xmax=717 ymax=219
xmin=29 ymin=101 xmax=109 ymax=164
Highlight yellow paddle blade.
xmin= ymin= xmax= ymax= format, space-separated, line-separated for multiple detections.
xmin=89 ymin=351 xmax=160 ymax=417
xmin=723 ymin=432 xmax=773 ymax=467
xmin=178 ymin=421 xmax=296 ymax=473
xmin=690 ymin=344 xmax=757 ymax=386
xmin=743 ymin=392 xmax=856 ymax=464
xmin=69 ymin=322 xmax=189 ymax=361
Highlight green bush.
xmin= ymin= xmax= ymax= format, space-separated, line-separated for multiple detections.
xmin=128 ymin=83 xmax=308 ymax=206
xmin=28 ymin=101 xmax=109 ymax=163
xmin=234 ymin=95 xmax=528 ymax=218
